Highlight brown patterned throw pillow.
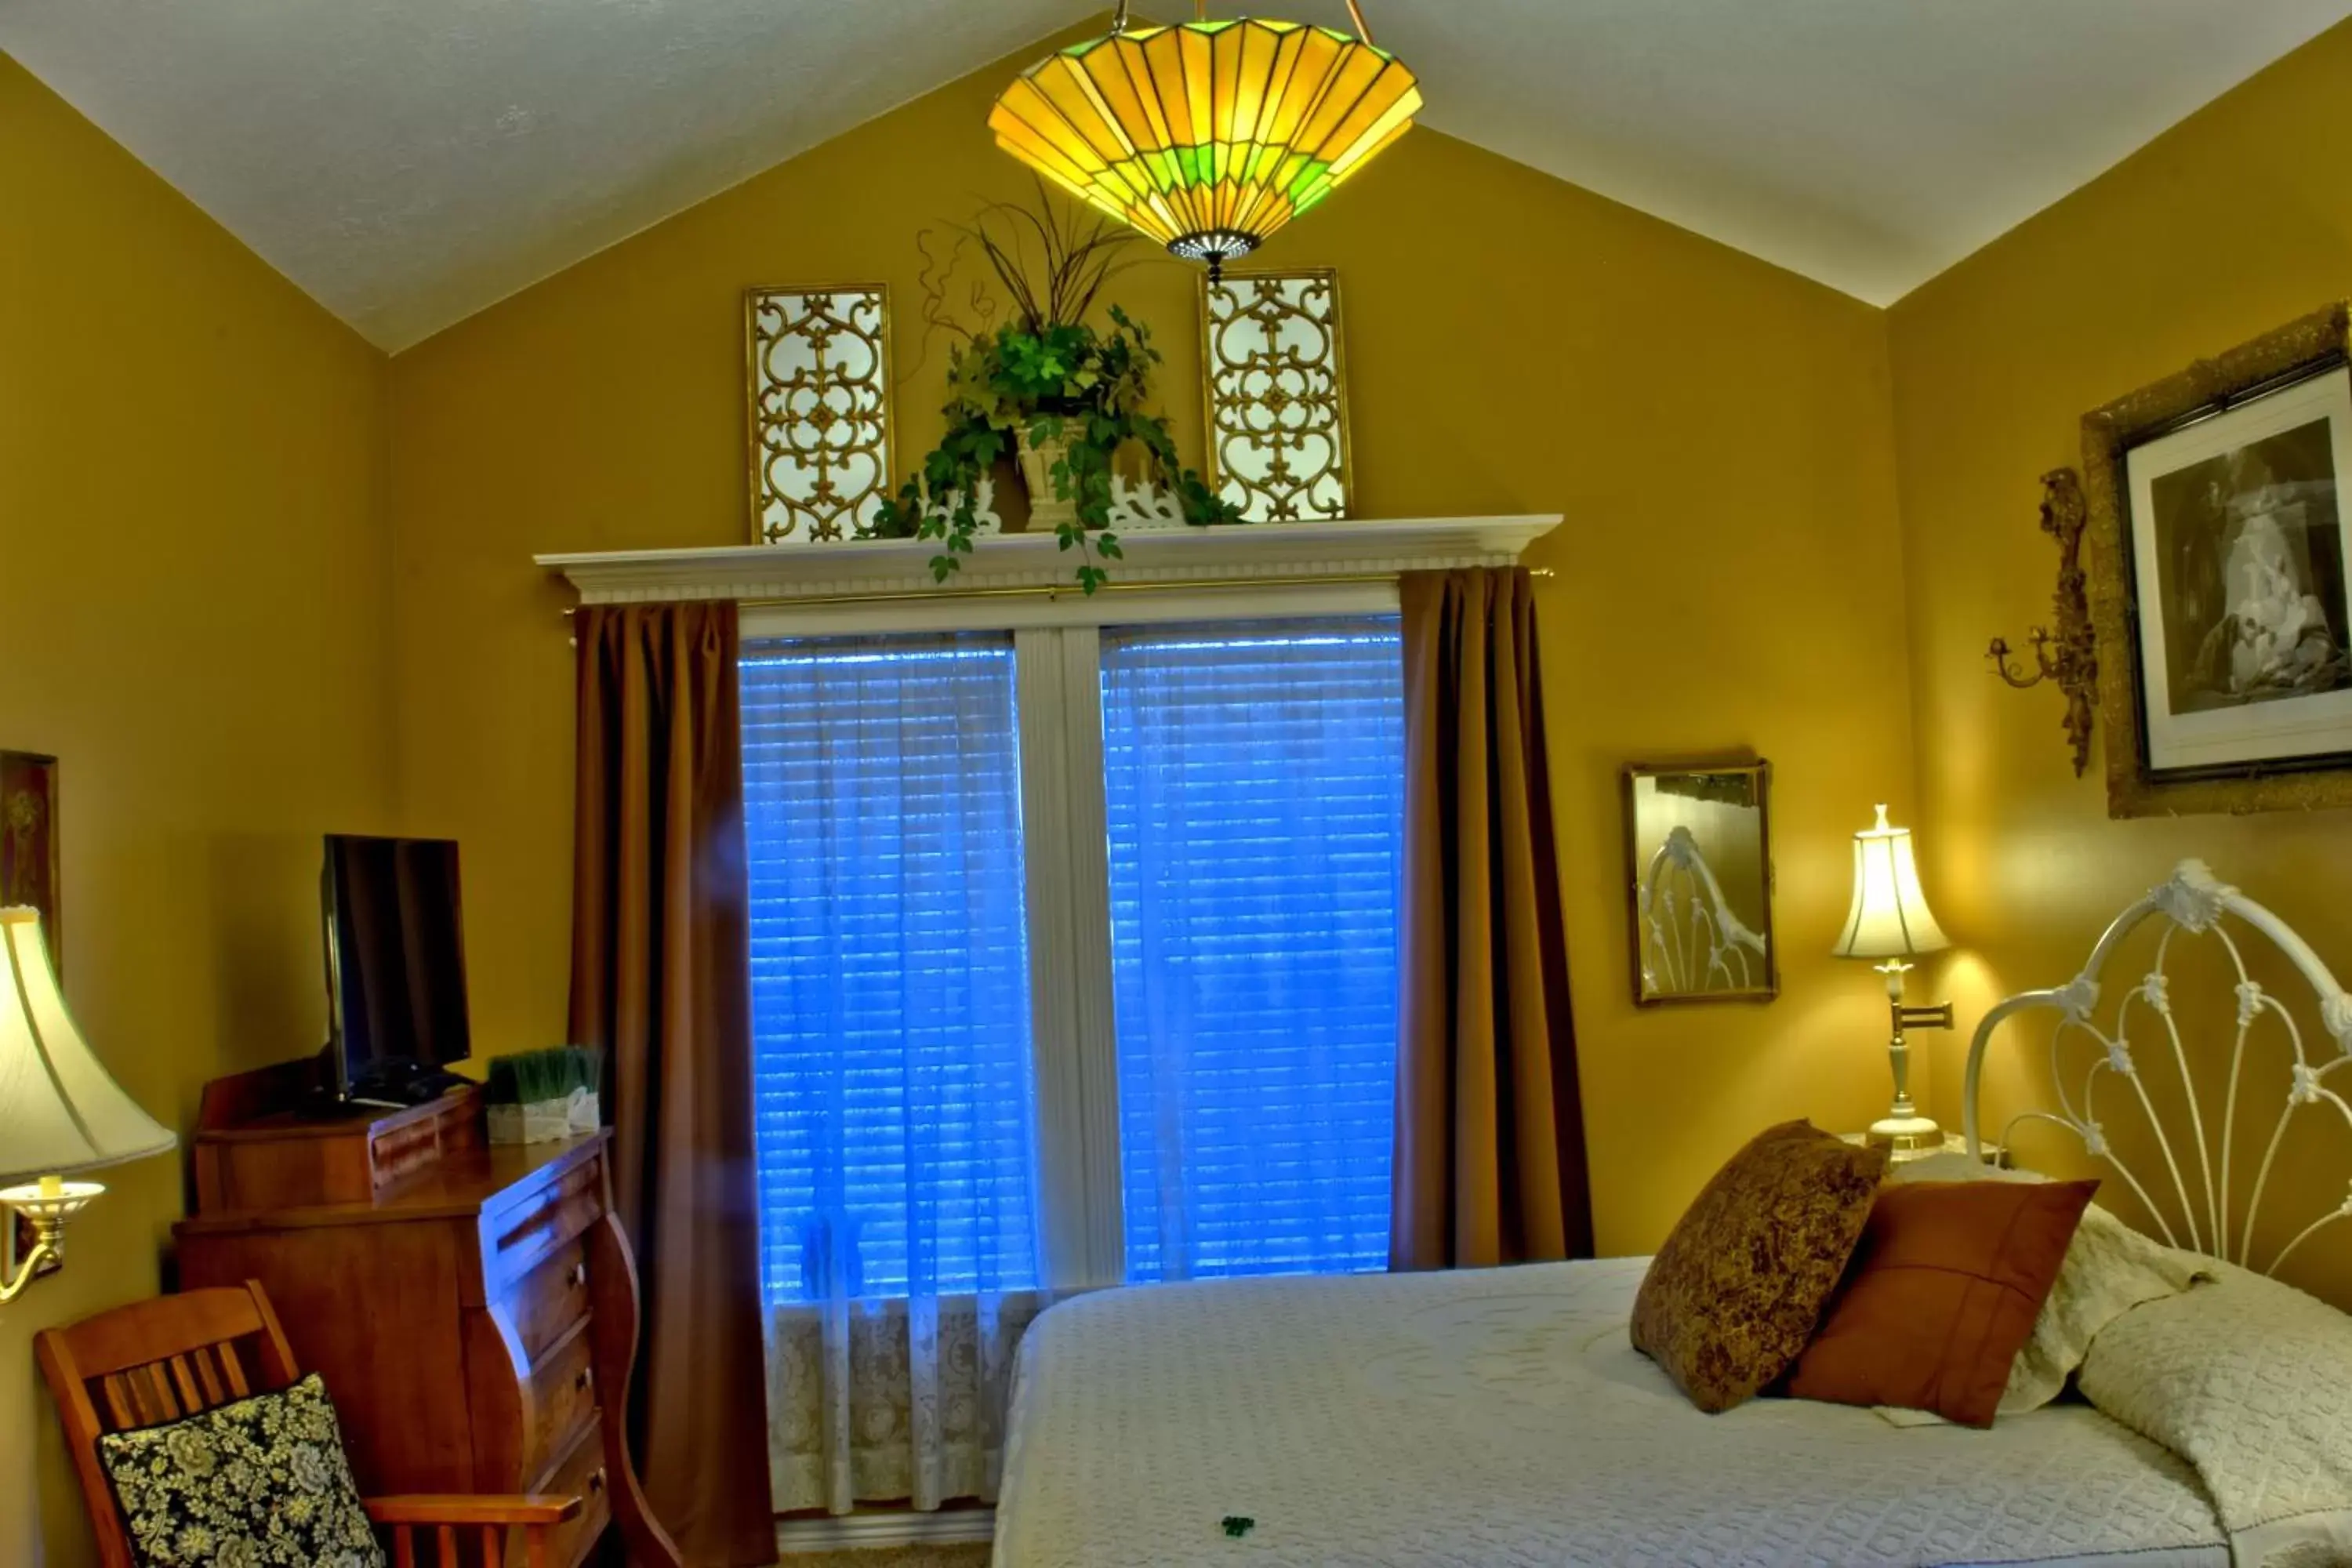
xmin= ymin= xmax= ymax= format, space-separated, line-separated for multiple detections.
xmin=1630 ymin=1120 xmax=1889 ymax=1412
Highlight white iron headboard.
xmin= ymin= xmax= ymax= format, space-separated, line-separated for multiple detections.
xmin=1639 ymin=826 xmax=1767 ymax=994
xmin=1963 ymin=859 xmax=2352 ymax=1275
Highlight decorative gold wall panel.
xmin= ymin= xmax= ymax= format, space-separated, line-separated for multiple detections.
xmin=1200 ymin=269 xmax=1352 ymax=521
xmin=747 ymin=286 xmax=892 ymax=543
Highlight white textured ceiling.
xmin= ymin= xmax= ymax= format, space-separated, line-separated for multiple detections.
xmin=1389 ymin=0 xmax=2352 ymax=308
xmin=0 ymin=0 xmax=1099 ymax=350
xmin=2 ymin=0 xmax=2347 ymax=350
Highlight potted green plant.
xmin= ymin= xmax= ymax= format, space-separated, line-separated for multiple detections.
xmin=871 ymin=184 xmax=1243 ymax=592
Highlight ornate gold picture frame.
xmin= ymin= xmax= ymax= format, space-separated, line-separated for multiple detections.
xmin=746 ymin=285 xmax=894 ymax=545
xmin=2084 ymin=302 xmax=2352 ymax=818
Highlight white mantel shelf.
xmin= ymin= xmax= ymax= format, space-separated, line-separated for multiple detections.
xmin=537 ymin=515 xmax=1563 ymax=604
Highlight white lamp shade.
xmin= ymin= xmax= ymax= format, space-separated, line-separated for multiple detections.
xmin=0 ymin=908 xmax=176 ymax=1184
xmin=1833 ymin=804 xmax=1950 ymax=960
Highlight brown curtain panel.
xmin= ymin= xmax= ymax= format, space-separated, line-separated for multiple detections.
xmin=569 ymin=601 xmax=777 ymax=1566
xmin=1392 ymin=567 xmax=1595 ymax=1270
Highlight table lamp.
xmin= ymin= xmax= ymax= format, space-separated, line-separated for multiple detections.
xmin=1833 ymin=805 xmax=1955 ymax=1156
xmin=0 ymin=906 xmax=176 ymax=1303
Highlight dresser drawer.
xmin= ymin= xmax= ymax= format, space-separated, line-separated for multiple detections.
xmin=484 ymin=1152 xmax=605 ymax=1294
xmin=522 ymin=1314 xmax=600 ymax=1484
xmin=517 ymin=1414 xmax=610 ymax=1568
xmin=506 ymin=1237 xmax=592 ymax=1365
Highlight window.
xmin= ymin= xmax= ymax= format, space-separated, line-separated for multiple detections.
xmin=742 ymin=633 xmax=1040 ymax=1304
xmin=1102 ymin=622 xmax=1403 ymax=1282
xmin=742 ymin=614 xmax=1403 ymax=1301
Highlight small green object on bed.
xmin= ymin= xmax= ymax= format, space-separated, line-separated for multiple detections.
xmin=1220 ymin=1515 xmax=1254 ymax=1538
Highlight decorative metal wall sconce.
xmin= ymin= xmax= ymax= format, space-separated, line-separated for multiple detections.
xmin=1200 ymin=268 xmax=1352 ymax=521
xmin=747 ymin=285 xmax=893 ymax=544
xmin=1987 ymin=468 xmax=2099 ymax=776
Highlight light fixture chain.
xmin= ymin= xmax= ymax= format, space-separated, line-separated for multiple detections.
xmin=1153 ymin=0 xmax=1374 ymax=39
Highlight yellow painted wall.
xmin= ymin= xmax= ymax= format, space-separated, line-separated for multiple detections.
xmin=388 ymin=30 xmax=1918 ymax=1261
xmin=1889 ymin=21 xmax=2352 ymax=1296
xmin=0 ymin=56 xmax=392 ymax=1566
xmin=15 ymin=4 xmax=2352 ymax=1557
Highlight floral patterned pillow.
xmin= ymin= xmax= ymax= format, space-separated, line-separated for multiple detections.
xmin=96 ymin=1371 xmax=385 ymax=1568
xmin=1630 ymin=1120 xmax=1889 ymax=1412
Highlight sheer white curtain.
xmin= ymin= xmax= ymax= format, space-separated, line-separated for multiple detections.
xmin=741 ymin=633 xmax=1044 ymax=1515
xmin=1098 ymin=619 xmax=1404 ymax=1283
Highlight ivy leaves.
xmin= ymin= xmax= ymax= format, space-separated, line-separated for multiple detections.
xmin=871 ymin=305 xmax=1241 ymax=593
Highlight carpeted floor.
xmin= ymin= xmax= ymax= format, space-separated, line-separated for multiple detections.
xmin=776 ymin=1548 xmax=990 ymax=1567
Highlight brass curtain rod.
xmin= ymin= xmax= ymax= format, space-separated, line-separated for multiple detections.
xmin=560 ymin=565 xmax=1553 ymax=617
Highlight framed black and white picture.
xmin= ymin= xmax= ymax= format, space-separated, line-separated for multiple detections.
xmin=2085 ymin=303 xmax=2352 ymax=816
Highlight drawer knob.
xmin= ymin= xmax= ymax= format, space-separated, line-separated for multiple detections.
xmin=566 ymin=1261 xmax=589 ymax=1289
xmin=575 ymin=1367 xmax=593 ymax=1395
xmin=587 ymin=1467 xmax=607 ymax=1497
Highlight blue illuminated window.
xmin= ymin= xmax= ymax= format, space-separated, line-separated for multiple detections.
xmin=1102 ymin=619 xmax=1403 ymax=1282
xmin=741 ymin=634 xmax=1039 ymax=1304
xmin=740 ymin=615 xmax=1403 ymax=1301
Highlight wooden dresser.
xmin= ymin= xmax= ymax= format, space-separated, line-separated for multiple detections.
xmin=174 ymin=1088 xmax=680 ymax=1568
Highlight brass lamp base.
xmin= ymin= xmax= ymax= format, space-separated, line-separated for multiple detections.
xmin=1865 ymin=959 xmax=1954 ymax=1164
xmin=1867 ymin=1113 xmax=1945 ymax=1157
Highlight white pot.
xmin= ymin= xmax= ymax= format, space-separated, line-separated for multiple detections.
xmin=1016 ymin=428 xmax=1080 ymax=532
xmin=488 ymin=1087 xmax=601 ymax=1145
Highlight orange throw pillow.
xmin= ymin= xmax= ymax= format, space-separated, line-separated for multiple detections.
xmin=1786 ymin=1178 xmax=2098 ymax=1427
xmin=1631 ymin=1121 xmax=1888 ymax=1413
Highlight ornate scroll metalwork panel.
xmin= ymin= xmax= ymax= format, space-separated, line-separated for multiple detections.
xmin=1200 ymin=268 xmax=1352 ymax=521
xmin=747 ymin=285 xmax=892 ymax=544
xmin=1964 ymin=859 xmax=2352 ymax=1279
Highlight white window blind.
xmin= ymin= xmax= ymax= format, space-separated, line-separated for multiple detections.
xmin=741 ymin=633 xmax=1041 ymax=1305
xmin=1099 ymin=618 xmax=1404 ymax=1283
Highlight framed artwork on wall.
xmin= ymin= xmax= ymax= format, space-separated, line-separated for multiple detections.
xmin=0 ymin=750 xmax=59 ymax=965
xmin=2084 ymin=302 xmax=2352 ymax=816
xmin=1199 ymin=267 xmax=1352 ymax=521
xmin=746 ymin=285 xmax=894 ymax=545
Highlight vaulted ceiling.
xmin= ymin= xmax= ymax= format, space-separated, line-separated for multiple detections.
xmin=5 ymin=0 xmax=2347 ymax=350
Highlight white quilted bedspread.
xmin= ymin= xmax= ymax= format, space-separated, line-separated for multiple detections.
xmin=2079 ymin=1262 xmax=2352 ymax=1566
xmin=996 ymin=1258 xmax=2229 ymax=1568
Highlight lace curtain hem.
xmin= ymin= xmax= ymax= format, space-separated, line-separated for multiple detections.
xmin=766 ymin=1291 xmax=1047 ymax=1515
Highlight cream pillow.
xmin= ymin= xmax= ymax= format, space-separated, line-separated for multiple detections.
xmin=1886 ymin=1150 xmax=2213 ymax=1414
xmin=2078 ymin=1261 xmax=2352 ymax=1564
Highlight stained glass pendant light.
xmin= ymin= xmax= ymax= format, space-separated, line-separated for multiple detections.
xmin=989 ymin=1 xmax=1421 ymax=280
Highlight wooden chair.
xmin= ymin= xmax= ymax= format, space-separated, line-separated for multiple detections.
xmin=37 ymin=1279 xmax=582 ymax=1568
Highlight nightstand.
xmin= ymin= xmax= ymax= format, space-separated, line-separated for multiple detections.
xmin=1838 ymin=1131 xmax=2009 ymax=1168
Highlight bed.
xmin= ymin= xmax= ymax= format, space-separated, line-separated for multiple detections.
xmin=995 ymin=862 xmax=2352 ymax=1567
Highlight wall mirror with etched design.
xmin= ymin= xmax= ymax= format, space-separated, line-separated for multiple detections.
xmin=1623 ymin=760 xmax=1777 ymax=1006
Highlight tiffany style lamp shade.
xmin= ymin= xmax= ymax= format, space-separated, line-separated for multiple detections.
xmin=989 ymin=5 xmax=1421 ymax=279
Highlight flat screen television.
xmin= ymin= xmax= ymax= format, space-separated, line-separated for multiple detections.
xmin=321 ymin=834 xmax=471 ymax=1105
